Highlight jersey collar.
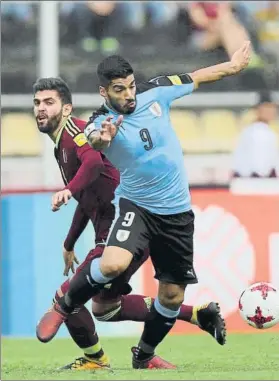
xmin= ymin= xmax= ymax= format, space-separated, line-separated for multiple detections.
xmin=103 ymin=102 xmax=118 ymax=115
xmin=55 ymin=116 xmax=71 ymax=148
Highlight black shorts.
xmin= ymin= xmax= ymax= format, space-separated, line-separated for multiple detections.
xmin=107 ymin=198 xmax=198 ymax=285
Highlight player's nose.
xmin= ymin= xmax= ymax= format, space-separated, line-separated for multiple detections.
xmin=125 ymin=89 xmax=134 ymax=100
xmin=38 ymin=105 xmax=46 ymax=112
xmin=38 ymin=101 xmax=47 ymax=109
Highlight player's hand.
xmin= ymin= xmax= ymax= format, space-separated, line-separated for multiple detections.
xmin=230 ymin=41 xmax=251 ymax=73
xmin=52 ymin=189 xmax=72 ymax=212
xmin=63 ymin=247 xmax=79 ymax=276
xmin=100 ymin=115 xmax=123 ymax=143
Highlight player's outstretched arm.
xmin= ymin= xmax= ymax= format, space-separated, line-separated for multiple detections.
xmin=189 ymin=41 xmax=251 ymax=89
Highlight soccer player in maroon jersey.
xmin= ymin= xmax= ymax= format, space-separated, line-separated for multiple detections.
xmin=34 ymin=77 xmax=226 ymax=370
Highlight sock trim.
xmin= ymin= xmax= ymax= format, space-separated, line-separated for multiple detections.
xmin=90 ymin=257 xmax=114 ymax=284
xmin=84 ymin=342 xmax=102 ymax=355
xmin=138 ymin=340 xmax=155 ymax=355
xmin=154 ymin=297 xmax=180 ymax=318
xmin=95 ymin=305 xmax=121 ymax=321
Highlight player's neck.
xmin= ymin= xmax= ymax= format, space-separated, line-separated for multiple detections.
xmin=105 ymin=101 xmax=118 ymax=114
xmin=49 ymin=117 xmax=69 ymax=143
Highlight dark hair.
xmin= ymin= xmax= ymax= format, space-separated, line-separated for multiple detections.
xmin=97 ymin=55 xmax=134 ymax=87
xmin=33 ymin=77 xmax=72 ymax=104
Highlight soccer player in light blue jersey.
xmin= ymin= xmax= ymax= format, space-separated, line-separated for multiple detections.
xmin=37 ymin=41 xmax=251 ymax=369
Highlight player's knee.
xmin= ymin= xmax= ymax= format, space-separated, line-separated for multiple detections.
xmin=159 ymin=293 xmax=184 ymax=310
xmin=158 ymin=282 xmax=186 ymax=310
xmin=99 ymin=246 xmax=133 ymax=278
xmin=100 ymin=262 xmax=124 ymax=278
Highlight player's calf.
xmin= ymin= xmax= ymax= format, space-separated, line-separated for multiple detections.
xmin=36 ymin=261 xmax=106 ymax=343
xmin=132 ymin=281 xmax=186 ymax=367
xmin=36 ymin=249 xmax=132 ymax=343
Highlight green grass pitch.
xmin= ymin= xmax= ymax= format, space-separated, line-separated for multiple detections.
xmin=2 ymin=333 xmax=279 ymax=380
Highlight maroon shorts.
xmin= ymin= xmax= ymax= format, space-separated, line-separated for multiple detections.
xmin=59 ymin=245 xmax=149 ymax=303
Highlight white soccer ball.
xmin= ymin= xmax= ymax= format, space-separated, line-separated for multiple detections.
xmin=239 ymin=282 xmax=279 ymax=329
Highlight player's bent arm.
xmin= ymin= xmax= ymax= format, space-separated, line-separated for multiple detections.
xmin=65 ymin=148 xmax=105 ymax=195
xmin=64 ymin=204 xmax=89 ymax=251
xmin=85 ymin=128 xmax=110 ymax=151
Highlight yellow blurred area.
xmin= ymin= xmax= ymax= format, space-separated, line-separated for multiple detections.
xmin=1 ymin=113 xmax=42 ymax=156
xmin=1 ymin=110 xmax=278 ymax=156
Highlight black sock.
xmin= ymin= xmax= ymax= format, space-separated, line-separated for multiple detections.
xmin=65 ymin=306 xmax=98 ymax=349
xmin=135 ymin=304 xmax=177 ymax=361
xmin=58 ymin=262 xmax=104 ymax=313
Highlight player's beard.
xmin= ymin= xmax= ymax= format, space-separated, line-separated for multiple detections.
xmin=108 ymin=96 xmax=136 ymax=115
xmin=36 ymin=110 xmax=63 ymax=134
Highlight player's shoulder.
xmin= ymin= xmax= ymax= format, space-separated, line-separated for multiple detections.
xmin=136 ymin=80 xmax=158 ymax=95
xmin=135 ymin=77 xmax=172 ymax=98
xmin=137 ymin=74 xmax=194 ymax=95
xmin=87 ymin=105 xmax=109 ymax=124
xmin=63 ymin=116 xmax=88 ymax=148
xmin=70 ymin=116 xmax=87 ymax=130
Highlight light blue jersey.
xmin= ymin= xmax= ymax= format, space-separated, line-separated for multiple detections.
xmin=87 ymin=76 xmax=195 ymax=215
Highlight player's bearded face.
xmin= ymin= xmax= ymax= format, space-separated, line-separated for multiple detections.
xmin=34 ymin=90 xmax=64 ymax=134
xmin=103 ymin=75 xmax=137 ymax=115
xmin=36 ymin=109 xmax=63 ymax=133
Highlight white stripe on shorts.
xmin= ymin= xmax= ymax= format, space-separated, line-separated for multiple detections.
xmin=105 ymin=198 xmax=120 ymax=245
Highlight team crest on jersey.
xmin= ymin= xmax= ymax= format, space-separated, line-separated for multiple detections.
xmin=116 ymin=229 xmax=130 ymax=242
xmin=149 ymin=102 xmax=162 ymax=117
xmin=62 ymin=149 xmax=67 ymax=163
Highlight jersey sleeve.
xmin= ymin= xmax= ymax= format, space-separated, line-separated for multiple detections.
xmin=64 ymin=203 xmax=89 ymax=251
xmin=63 ymin=119 xmax=105 ymax=195
xmin=84 ymin=107 xmax=111 ymax=150
xmin=149 ymin=74 xmax=195 ymax=104
xmin=84 ymin=114 xmax=104 ymax=140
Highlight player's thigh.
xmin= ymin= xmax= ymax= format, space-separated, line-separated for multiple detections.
xmin=99 ymin=246 xmax=133 ymax=276
xmin=149 ymin=210 xmax=198 ymax=285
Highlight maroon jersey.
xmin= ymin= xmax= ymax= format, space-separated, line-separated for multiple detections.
xmin=54 ymin=116 xmax=120 ymax=249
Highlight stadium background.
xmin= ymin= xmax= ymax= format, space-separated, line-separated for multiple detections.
xmin=1 ymin=1 xmax=279 ymax=339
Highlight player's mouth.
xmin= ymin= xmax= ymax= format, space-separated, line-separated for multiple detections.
xmin=127 ymin=101 xmax=136 ymax=108
xmin=37 ymin=115 xmax=48 ymax=123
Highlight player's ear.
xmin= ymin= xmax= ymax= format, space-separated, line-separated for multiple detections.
xmin=63 ymin=104 xmax=73 ymax=117
xmin=99 ymin=86 xmax=107 ymax=99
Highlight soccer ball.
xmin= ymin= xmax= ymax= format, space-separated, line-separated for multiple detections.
xmin=239 ymin=282 xmax=279 ymax=329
